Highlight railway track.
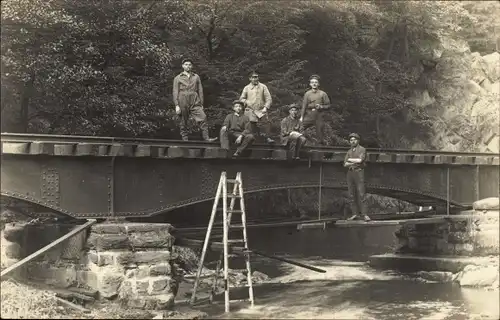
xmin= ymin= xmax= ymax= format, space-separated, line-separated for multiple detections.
xmin=2 ymin=132 xmax=499 ymax=157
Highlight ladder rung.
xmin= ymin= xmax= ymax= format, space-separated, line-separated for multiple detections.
xmin=226 ymin=179 xmax=240 ymax=184
xmin=216 ymin=209 xmax=243 ymax=213
xmin=227 ymin=239 xmax=245 ymax=243
xmin=226 ymin=194 xmax=241 ymax=199
xmin=229 ymin=299 xmax=250 ymax=303
xmin=229 ymin=224 xmax=244 ymax=228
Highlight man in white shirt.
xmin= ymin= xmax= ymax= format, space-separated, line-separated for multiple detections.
xmin=239 ymin=71 xmax=274 ymax=144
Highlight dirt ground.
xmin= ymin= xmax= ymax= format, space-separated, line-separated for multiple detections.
xmin=0 ymin=278 xmax=208 ymax=319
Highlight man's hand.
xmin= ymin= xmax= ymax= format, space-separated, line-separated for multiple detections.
xmin=262 ymin=107 xmax=268 ymax=114
xmin=299 ymin=117 xmax=303 ymax=122
xmin=175 ymin=106 xmax=181 ymax=115
xmin=315 ymin=104 xmax=322 ymax=109
xmin=221 ymin=126 xmax=227 ymax=132
xmin=235 ymin=135 xmax=243 ymax=145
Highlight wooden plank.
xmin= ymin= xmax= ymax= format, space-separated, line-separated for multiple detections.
xmin=54 ymin=144 xmax=75 ymax=156
xmin=1 ymin=142 xmax=29 ymax=154
xmin=55 ymin=297 xmax=90 ymax=313
xmin=30 ymin=142 xmax=53 ymax=155
xmin=0 ymin=220 xmax=96 ymax=278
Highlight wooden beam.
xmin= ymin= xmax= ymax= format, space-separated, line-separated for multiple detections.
xmin=0 ymin=219 xmax=96 ymax=279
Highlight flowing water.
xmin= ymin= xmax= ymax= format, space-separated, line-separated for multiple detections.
xmin=182 ymin=224 xmax=499 ymax=319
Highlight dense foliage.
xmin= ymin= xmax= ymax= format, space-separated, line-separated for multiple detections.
xmin=2 ymin=0 xmax=496 ymax=216
xmin=2 ymin=0 xmax=486 ymax=148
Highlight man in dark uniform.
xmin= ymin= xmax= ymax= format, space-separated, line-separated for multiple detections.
xmin=280 ymin=103 xmax=307 ymax=160
xmin=300 ymin=75 xmax=331 ymax=145
xmin=344 ymin=133 xmax=371 ymax=222
xmin=220 ymin=100 xmax=255 ymax=157
xmin=172 ymin=58 xmax=217 ymax=141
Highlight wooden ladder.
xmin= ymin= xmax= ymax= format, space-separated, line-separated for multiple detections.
xmin=190 ymin=171 xmax=255 ymax=312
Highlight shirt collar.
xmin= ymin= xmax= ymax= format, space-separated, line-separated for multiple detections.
xmin=181 ymin=71 xmax=192 ymax=77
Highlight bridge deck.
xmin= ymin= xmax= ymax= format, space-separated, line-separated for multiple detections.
xmin=2 ymin=133 xmax=499 ymax=165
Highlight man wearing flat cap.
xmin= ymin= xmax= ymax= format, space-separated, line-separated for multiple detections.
xmin=281 ymin=103 xmax=307 ymax=160
xmin=344 ymin=133 xmax=370 ymax=222
xmin=239 ymin=71 xmax=274 ymax=144
xmin=220 ymin=100 xmax=255 ymax=157
xmin=172 ymin=58 xmax=217 ymax=142
xmin=300 ymin=74 xmax=331 ymax=145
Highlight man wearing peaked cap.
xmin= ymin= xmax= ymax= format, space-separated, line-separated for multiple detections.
xmin=280 ymin=103 xmax=307 ymax=160
xmin=219 ymin=100 xmax=255 ymax=157
xmin=239 ymin=71 xmax=274 ymax=144
xmin=172 ymin=58 xmax=217 ymax=142
xmin=300 ymin=74 xmax=331 ymax=145
xmin=344 ymin=133 xmax=370 ymax=222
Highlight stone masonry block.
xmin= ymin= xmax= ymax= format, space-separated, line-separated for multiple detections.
xmin=149 ymin=276 xmax=170 ymax=295
xmin=3 ymin=224 xmax=26 ymax=244
xmin=92 ymin=224 xmax=126 ymax=235
xmin=98 ymin=270 xmax=124 ymax=299
xmin=125 ymin=223 xmax=175 ymax=234
xmin=129 ymin=232 xmax=174 ymax=249
xmin=95 ymin=234 xmax=130 ymax=251
xmin=4 ymin=241 xmax=23 ymax=259
xmin=77 ymin=270 xmax=98 ymax=290
xmin=116 ymin=251 xmax=171 ymax=266
xmin=150 ymin=263 xmax=171 ymax=276
xmin=136 ymin=279 xmax=149 ymax=294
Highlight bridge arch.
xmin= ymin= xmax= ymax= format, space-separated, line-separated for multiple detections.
xmin=1 ymin=192 xmax=76 ymax=220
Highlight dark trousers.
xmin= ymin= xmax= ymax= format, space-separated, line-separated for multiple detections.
xmin=250 ymin=115 xmax=272 ymax=141
xmin=347 ymin=169 xmax=367 ymax=216
xmin=220 ymin=129 xmax=255 ymax=153
xmin=302 ymin=110 xmax=324 ymax=143
xmin=178 ymin=92 xmax=209 ymax=141
xmin=285 ymin=133 xmax=307 ymax=158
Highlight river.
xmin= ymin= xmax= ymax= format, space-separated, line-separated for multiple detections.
xmin=180 ymin=224 xmax=499 ymax=319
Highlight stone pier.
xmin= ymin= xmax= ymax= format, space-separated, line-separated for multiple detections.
xmin=369 ymin=197 xmax=499 ymax=289
xmin=1 ymin=220 xmax=179 ymax=310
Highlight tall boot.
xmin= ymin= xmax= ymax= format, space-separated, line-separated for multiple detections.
xmin=294 ymin=136 xmax=306 ymax=159
xmin=200 ymin=122 xmax=217 ymax=142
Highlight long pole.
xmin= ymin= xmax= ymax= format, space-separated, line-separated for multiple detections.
xmin=1 ymin=220 xmax=96 ymax=278
xmin=190 ymin=173 xmax=224 ymax=305
xmin=446 ymin=167 xmax=450 ymax=216
xmin=318 ymin=163 xmax=323 ymax=220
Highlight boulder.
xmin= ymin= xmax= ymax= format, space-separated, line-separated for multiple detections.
xmin=481 ymin=52 xmax=500 ymax=82
xmin=457 ymin=264 xmax=499 ymax=288
xmin=473 ymin=198 xmax=500 ymax=211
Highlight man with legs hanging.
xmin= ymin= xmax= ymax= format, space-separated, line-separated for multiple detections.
xmin=281 ymin=103 xmax=307 ymax=160
xmin=344 ymin=133 xmax=371 ymax=222
xmin=220 ymin=100 xmax=255 ymax=157
xmin=172 ymin=58 xmax=217 ymax=142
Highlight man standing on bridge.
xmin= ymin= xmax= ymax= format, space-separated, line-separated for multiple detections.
xmin=344 ymin=133 xmax=371 ymax=222
xmin=281 ymin=103 xmax=307 ymax=160
xmin=220 ymin=100 xmax=255 ymax=157
xmin=239 ymin=71 xmax=275 ymax=144
xmin=300 ymin=75 xmax=331 ymax=145
xmin=172 ymin=58 xmax=217 ymax=142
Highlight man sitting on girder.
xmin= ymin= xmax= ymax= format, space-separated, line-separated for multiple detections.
xmin=344 ymin=133 xmax=371 ymax=222
xmin=220 ymin=100 xmax=255 ymax=157
xmin=280 ymin=103 xmax=307 ymax=160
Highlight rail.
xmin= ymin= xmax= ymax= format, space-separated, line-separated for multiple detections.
xmin=2 ymin=132 xmax=499 ymax=157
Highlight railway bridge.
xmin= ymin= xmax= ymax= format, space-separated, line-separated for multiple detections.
xmin=1 ymin=133 xmax=499 ymax=220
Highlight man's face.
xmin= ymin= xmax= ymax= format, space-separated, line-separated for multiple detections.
xmin=350 ymin=137 xmax=359 ymax=147
xmin=182 ymin=61 xmax=193 ymax=72
xmin=289 ymin=108 xmax=298 ymax=118
xmin=310 ymin=79 xmax=319 ymax=89
xmin=249 ymin=74 xmax=259 ymax=85
xmin=233 ymin=103 xmax=243 ymax=114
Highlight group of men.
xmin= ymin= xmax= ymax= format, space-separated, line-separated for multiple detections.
xmin=172 ymin=58 xmax=370 ymax=221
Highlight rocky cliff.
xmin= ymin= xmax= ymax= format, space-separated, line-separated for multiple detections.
xmin=412 ymin=42 xmax=499 ymax=153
